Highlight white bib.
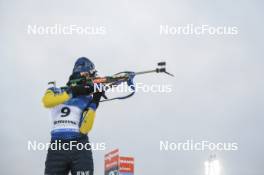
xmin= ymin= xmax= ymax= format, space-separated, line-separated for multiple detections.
xmin=50 ymin=104 xmax=83 ymax=133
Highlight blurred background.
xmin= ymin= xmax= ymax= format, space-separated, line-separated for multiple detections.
xmin=0 ymin=0 xmax=263 ymax=174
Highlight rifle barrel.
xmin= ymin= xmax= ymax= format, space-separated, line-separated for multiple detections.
xmin=135 ymin=69 xmax=156 ymax=75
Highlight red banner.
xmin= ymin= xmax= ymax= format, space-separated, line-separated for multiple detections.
xmin=105 ymin=149 xmax=119 ymax=172
xmin=119 ymin=157 xmax=134 ymax=173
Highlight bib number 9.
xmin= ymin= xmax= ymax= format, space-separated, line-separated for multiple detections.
xmin=61 ymin=107 xmax=71 ymax=117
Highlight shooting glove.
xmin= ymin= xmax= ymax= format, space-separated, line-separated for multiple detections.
xmin=91 ymin=91 xmax=105 ymax=109
xmin=69 ymin=85 xmax=94 ymax=97
xmin=66 ymin=73 xmax=94 ymax=97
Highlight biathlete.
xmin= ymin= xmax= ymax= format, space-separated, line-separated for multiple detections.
xmin=42 ymin=57 xmax=103 ymax=175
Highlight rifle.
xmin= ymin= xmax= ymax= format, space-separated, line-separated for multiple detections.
xmin=49 ymin=62 xmax=174 ymax=102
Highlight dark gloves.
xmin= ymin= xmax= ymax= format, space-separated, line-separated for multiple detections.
xmin=69 ymin=85 xmax=94 ymax=97
xmin=66 ymin=72 xmax=104 ymax=108
xmin=91 ymin=91 xmax=105 ymax=109
xmin=66 ymin=72 xmax=94 ymax=97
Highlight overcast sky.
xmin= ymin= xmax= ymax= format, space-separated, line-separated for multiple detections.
xmin=1 ymin=0 xmax=264 ymax=174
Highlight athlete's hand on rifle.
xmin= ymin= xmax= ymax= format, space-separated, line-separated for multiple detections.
xmin=69 ymin=85 xmax=93 ymax=97
xmin=66 ymin=72 xmax=94 ymax=97
xmin=91 ymin=91 xmax=105 ymax=109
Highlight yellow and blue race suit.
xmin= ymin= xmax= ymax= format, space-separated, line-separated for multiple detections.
xmin=42 ymin=87 xmax=97 ymax=140
xmin=42 ymin=87 xmax=97 ymax=175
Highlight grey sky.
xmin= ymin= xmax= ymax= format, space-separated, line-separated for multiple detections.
xmin=0 ymin=0 xmax=264 ymax=174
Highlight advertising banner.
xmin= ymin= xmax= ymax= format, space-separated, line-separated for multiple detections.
xmin=105 ymin=149 xmax=119 ymax=175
